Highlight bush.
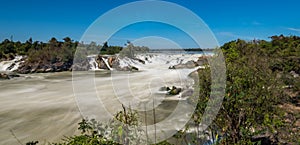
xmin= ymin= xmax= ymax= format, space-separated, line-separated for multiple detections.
xmin=52 ymin=105 xmax=147 ymax=145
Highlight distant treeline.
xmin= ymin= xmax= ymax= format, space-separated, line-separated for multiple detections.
xmin=150 ymin=48 xmax=214 ymax=52
xmin=0 ymin=37 xmax=126 ymax=60
xmin=0 ymin=38 xmax=152 ymax=61
xmin=0 ymin=35 xmax=299 ymax=74
xmin=0 ymin=37 xmax=78 ymax=63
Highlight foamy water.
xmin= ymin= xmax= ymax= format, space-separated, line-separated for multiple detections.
xmin=0 ymin=56 xmax=23 ymax=72
xmin=0 ymin=72 xmax=81 ymax=144
xmin=0 ymin=53 xmax=202 ymax=144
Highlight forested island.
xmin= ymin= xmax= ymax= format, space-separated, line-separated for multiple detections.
xmin=0 ymin=35 xmax=299 ymax=144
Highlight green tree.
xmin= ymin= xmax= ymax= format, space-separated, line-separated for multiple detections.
xmin=193 ymin=40 xmax=291 ymax=144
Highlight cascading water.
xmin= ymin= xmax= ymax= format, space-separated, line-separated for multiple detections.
xmin=87 ymin=55 xmax=100 ymax=71
xmin=87 ymin=55 xmax=114 ymax=71
xmin=0 ymin=56 xmax=23 ymax=72
xmin=101 ymin=57 xmax=112 ymax=70
xmin=0 ymin=52 xmax=215 ymax=144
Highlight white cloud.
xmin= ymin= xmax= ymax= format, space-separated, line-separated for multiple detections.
xmin=287 ymin=27 xmax=300 ymax=33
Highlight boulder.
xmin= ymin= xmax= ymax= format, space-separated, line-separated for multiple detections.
xmin=16 ymin=57 xmax=73 ymax=73
xmin=168 ymin=66 xmax=175 ymax=69
xmin=95 ymin=55 xmax=112 ymax=70
xmin=18 ymin=66 xmax=31 ymax=74
xmin=8 ymin=73 xmax=20 ymax=78
xmin=195 ymin=56 xmax=208 ymax=66
xmin=99 ymin=61 xmax=109 ymax=69
xmin=185 ymin=60 xmax=197 ymax=68
xmin=108 ymin=57 xmax=116 ymax=67
xmin=7 ymin=63 xmax=16 ymax=70
xmin=45 ymin=68 xmax=54 ymax=72
xmin=169 ymin=60 xmax=197 ymax=69
xmin=169 ymin=56 xmax=210 ymax=70
xmin=133 ymin=58 xmax=145 ymax=64
xmin=168 ymin=86 xmax=182 ymax=95
xmin=0 ymin=72 xmax=20 ymax=80
xmin=130 ymin=66 xmax=139 ymax=71
xmin=36 ymin=68 xmax=45 ymax=73
xmin=0 ymin=73 xmax=9 ymax=80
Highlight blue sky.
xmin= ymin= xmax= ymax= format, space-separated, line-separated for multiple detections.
xmin=0 ymin=0 xmax=300 ymax=48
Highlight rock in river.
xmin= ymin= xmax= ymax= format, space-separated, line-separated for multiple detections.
xmin=0 ymin=72 xmax=20 ymax=80
xmin=168 ymin=86 xmax=182 ymax=95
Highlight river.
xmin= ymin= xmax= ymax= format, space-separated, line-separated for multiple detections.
xmin=0 ymin=53 xmax=202 ymax=144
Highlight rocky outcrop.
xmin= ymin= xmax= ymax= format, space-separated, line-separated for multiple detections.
xmin=108 ymin=57 xmax=115 ymax=67
xmin=13 ymin=54 xmax=144 ymax=73
xmin=0 ymin=73 xmax=9 ymax=80
xmin=133 ymin=58 xmax=145 ymax=64
xmin=17 ymin=60 xmax=73 ymax=74
xmin=169 ymin=56 xmax=209 ymax=69
xmin=168 ymin=86 xmax=182 ymax=95
xmin=92 ymin=55 xmax=141 ymax=71
xmin=0 ymin=72 xmax=20 ymax=80
xmin=0 ymin=56 xmax=24 ymax=72
xmin=169 ymin=60 xmax=197 ymax=69
xmin=195 ymin=56 xmax=209 ymax=66
xmin=96 ymin=55 xmax=111 ymax=70
xmin=159 ymin=86 xmax=182 ymax=95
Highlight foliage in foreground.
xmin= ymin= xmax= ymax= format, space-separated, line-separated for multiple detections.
xmin=52 ymin=105 xmax=147 ymax=145
xmin=193 ymin=36 xmax=299 ymax=144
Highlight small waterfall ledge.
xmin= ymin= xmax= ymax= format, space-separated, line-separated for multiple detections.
xmin=101 ymin=57 xmax=112 ymax=70
xmin=0 ymin=56 xmax=23 ymax=72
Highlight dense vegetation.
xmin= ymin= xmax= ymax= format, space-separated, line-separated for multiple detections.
xmin=194 ymin=35 xmax=300 ymax=144
xmin=8 ymin=35 xmax=298 ymax=144
xmin=0 ymin=38 xmax=151 ymax=73
xmin=0 ymin=38 xmax=126 ymax=73
xmin=51 ymin=105 xmax=144 ymax=145
xmin=0 ymin=37 xmax=78 ymax=61
xmin=119 ymin=41 xmax=150 ymax=58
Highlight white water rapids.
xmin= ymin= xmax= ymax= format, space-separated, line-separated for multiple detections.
xmin=0 ymin=56 xmax=23 ymax=72
xmin=0 ymin=53 xmax=203 ymax=144
xmin=101 ymin=57 xmax=112 ymax=70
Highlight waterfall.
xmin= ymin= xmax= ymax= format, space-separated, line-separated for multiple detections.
xmin=0 ymin=56 xmax=23 ymax=72
xmin=87 ymin=55 xmax=101 ymax=71
xmin=87 ymin=55 xmax=112 ymax=71
xmin=101 ymin=57 xmax=112 ymax=70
